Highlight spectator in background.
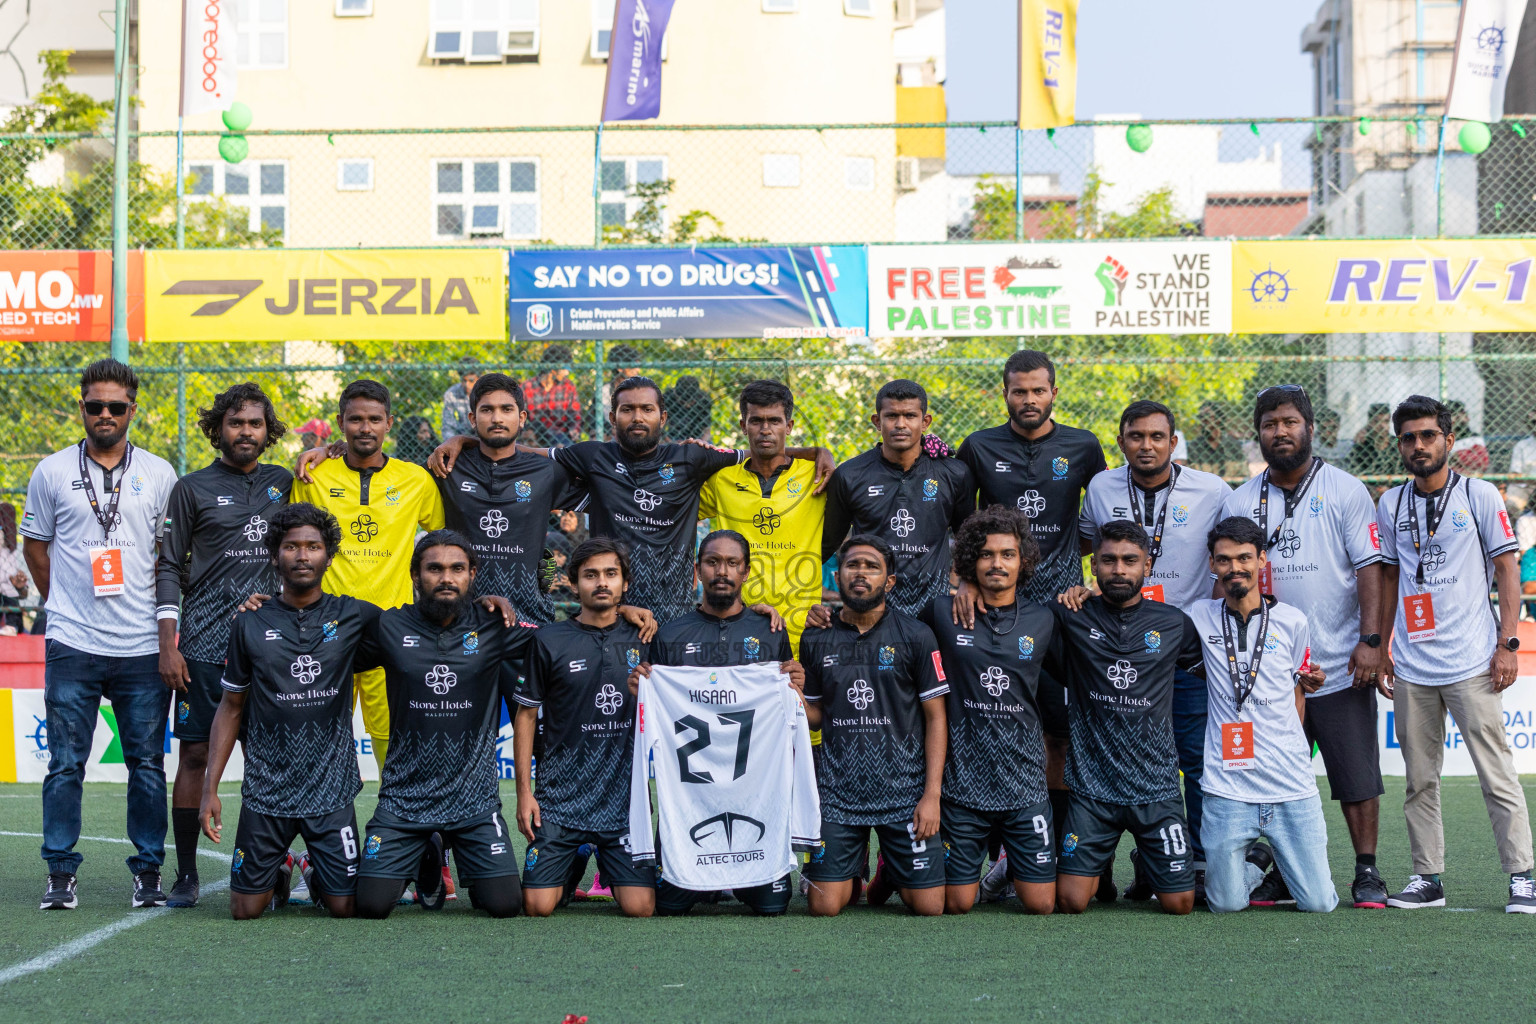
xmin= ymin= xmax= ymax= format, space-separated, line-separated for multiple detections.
xmin=1185 ymin=401 xmax=1247 ymax=479
xmin=523 ymin=345 xmax=583 ymax=446
xmin=599 ymin=344 xmax=645 ymax=426
xmin=665 ymin=376 xmax=713 ymax=441
xmin=558 ymin=508 xmax=588 ymax=548
xmin=440 ymin=359 xmax=480 ymax=440
xmin=1347 ymin=403 xmax=1398 ymax=480
xmin=1508 ymin=407 xmax=1536 ymax=516
xmin=1447 ymin=400 xmax=1490 ymax=477
xmin=1314 ymin=407 xmax=1354 ymax=467
xmin=0 ymin=502 xmax=32 ymax=632
xmin=395 ymin=416 xmax=439 ymax=467
xmin=297 ymin=418 xmax=332 ymax=452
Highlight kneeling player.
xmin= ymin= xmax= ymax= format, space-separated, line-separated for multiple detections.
xmin=514 ymin=539 xmax=657 ymax=917
xmin=201 ymin=504 xmax=376 ymax=920
xmin=920 ymin=507 xmax=1058 ymax=915
xmin=1051 ymin=521 xmax=1206 ymax=916
xmin=801 ymin=536 xmax=949 ymax=917
xmin=353 ymin=531 xmax=535 ymax=919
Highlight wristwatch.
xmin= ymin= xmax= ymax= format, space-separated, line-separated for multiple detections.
xmin=1505 ymin=637 xmax=1521 ymax=652
xmin=1358 ymin=633 xmax=1382 ymax=648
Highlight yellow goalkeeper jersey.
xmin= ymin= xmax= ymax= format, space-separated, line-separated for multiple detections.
xmin=292 ymin=455 xmax=445 ymax=610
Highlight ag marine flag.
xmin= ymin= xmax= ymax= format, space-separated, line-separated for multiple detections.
xmin=1446 ymin=0 xmax=1531 ymax=122
xmin=600 ymin=0 xmax=677 ymax=122
xmin=1018 ymin=0 xmax=1079 ymax=130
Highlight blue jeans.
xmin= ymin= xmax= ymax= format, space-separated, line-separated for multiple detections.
xmin=1172 ymin=667 xmax=1207 ymax=863
xmin=1200 ymin=792 xmax=1339 ymax=913
xmin=42 ymin=641 xmax=171 ymax=875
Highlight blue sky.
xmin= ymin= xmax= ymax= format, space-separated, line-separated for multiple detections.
xmin=947 ymin=0 xmax=1327 ymax=121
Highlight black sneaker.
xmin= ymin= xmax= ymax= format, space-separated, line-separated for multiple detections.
xmin=1193 ymin=869 xmax=1208 ymax=907
xmin=132 ymin=870 xmax=167 ymax=908
xmin=1507 ymin=875 xmax=1536 ymax=914
xmin=268 ymin=850 xmax=294 ymax=911
xmin=40 ymin=872 xmax=78 ymax=910
xmin=1352 ymin=865 xmax=1390 ymax=909
xmin=1095 ymin=854 xmax=1117 ymax=903
xmin=1123 ymin=848 xmax=1154 ymax=900
xmin=1387 ymin=874 xmax=1445 ymax=909
xmin=166 ymin=873 xmax=199 ymax=908
xmin=416 ymin=832 xmax=447 ymax=911
xmin=1249 ymin=868 xmax=1294 ymax=906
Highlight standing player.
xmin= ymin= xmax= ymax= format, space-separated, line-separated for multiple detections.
xmin=200 ymin=504 xmax=376 ymax=920
xmin=352 ymin=531 xmax=534 ymax=919
xmin=514 ymin=538 xmax=656 ymax=918
xmin=919 ymin=507 xmax=1058 ymax=915
xmin=155 ymin=383 xmax=291 ymax=909
xmin=956 ymin=350 xmax=1107 ymax=849
xmin=699 ymin=380 xmax=826 ymax=651
xmin=800 ymin=536 xmax=949 ymax=917
xmin=1221 ymin=385 xmax=1390 ymax=909
xmin=821 ymin=380 xmax=975 ymax=617
xmin=1051 ymin=521 xmax=1205 ymax=916
xmin=1079 ymin=400 xmax=1230 ymax=900
xmin=629 ymin=529 xmax=801 ymax=916
xmin=293 ymin=379 xmax=445 ymax=772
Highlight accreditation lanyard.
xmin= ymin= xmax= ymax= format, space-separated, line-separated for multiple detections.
xmin=1403 ymin=472 xmax=1460 ymax=586
xmin=1127 ymin=465 xmax=1179 ymax=574
xmin=1220 ymin=600 xmax=1269 ymax=714
xmin=1258 ymin=457 xmax=1322 ymax=551
xmin=77 ymin=440 xmax=132 ymax=541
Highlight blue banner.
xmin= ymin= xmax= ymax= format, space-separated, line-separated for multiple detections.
xmin=508 ymin=246 xmax=869 ymax=341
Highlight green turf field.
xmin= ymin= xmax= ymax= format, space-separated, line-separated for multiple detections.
xmin=0 ymin=779 xmax=1533 ymax=1024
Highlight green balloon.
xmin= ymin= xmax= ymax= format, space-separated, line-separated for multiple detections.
xmin=218 ymin=134 xmax=248 ymax=164
xmin=222 ymin=102 xmax=253 ymax=132
xmin=1458 ymin=120 xmax=1492 ymax=155
xmin=1126 ymin=124 xmax=1153 ymax=153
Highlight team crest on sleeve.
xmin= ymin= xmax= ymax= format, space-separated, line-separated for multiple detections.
xmin=878 ymin=645 xmax=896 ymax=669
xmin=659 ymin=464 xmax=676 ymax=483
xmin=266 ymin=485 xmax=283 ymax=501
xmin=1143 ymin=630 xmax=1161 ymax=653
xmin=1308 ymin=495 xmax=1324 ymax=517
xmin=1018 ymin=635 xmax=1035 ymax=660
xmin=322 ymin=621 xmax=339 ymax=643
xmin=626 ymin=647 xmax=641 ymax=669
xmin=1052 ymin=457 xmax=1069 ymax=480
xmin=1368 ymin=522 xmax=1381 ymax=549
xmin=922 ymin=478 xmax=939 ymax=501
xmin=1499 ymin=509 xmax=1515 ymax=538
xmin=462 ymin=631 xmax=479 ymax=655
xmin=743 ymin=636 xmax=761 ymax=660
xmin=514 ymin=480 xmax=532 ymax=501
xmin=364 ymin=835 xmax=381 ymax=860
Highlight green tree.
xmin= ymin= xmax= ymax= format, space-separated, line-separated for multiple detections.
xmin=602 ymin=177 xmax=743 ymax=245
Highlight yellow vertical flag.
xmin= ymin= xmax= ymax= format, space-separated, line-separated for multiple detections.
xmin=1018 ymin=0 xmax=1079 ymax=130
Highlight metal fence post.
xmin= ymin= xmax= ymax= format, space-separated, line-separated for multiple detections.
xmin=108 ymin=0 xmax=133 ymax=363
xmin=176 ymin=343 xmax=188 ymax=475
xmin=1014 ymin=128 xmax=1025 ymax=243
xmin=593 ymin=340 xmax=606 ymax=440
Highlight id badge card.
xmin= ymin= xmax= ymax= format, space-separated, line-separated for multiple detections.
xmin=1141 ymin=584 xmax=1165 ymax=602
xmin=1403 ymin=592 xmax=1436 ymax=643
xmin=1221 ymin=721 xmax=1255 ymax=771
xmin=89 ymin=546 xmax=124 ymax=597
xmin=1258 ymin=563 xmax=1274 ymax=596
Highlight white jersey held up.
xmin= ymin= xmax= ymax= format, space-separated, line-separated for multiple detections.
xmin=629 ymin=663 xmax=821 ymax=891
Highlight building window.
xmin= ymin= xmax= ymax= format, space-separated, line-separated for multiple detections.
xmin=337 ymin=158 xmax=374 ymax=191
xmin=237 ymin=0 xmax=288 ymax=69
xmin=843 ymin=0 xmax=873 ymax=15
xmin=335 ymin=0 xmax=372 ymax=15
xmin=844 ymin=157 xmax=875 ymax=191
xmin=762 ymin=0 xmax=799 ymax=11
xmin=430 ymin=0 xmax=540 ymax=62
xmin=763 ymin=154 xmax=801 ymax=188
xmin=433 ymin=158 xmax=541 ymax=240
xmin=599 ymin=156 xmax=667 ymax=229
xmin=590 ymin=0 xmax=668 ymax=59
xmin=186 ymin=160 xmax=289 ymax=238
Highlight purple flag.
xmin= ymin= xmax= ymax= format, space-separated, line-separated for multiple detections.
xmin=600 ymin=0 xmax=676 ymax=123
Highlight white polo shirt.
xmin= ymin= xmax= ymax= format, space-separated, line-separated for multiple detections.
xmin=21 ymin=441 xmax=176 ymax=657
xmin=1378 ymin=474 xmax=1517 ymax=686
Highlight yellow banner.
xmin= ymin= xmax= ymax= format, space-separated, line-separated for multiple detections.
xmin=1233 ymin=239 xmax=1536 ymax=334
xmin=1018 ymin=0 xmax=1078 ymax=130
xmin=145 ymin=249 xmax=507 ymax=341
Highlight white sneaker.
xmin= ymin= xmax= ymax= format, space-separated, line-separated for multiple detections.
xmin=977 ymin=853 xmax=1015 ymax=904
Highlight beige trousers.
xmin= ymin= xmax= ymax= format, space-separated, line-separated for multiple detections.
xmin=1393 ymin=673 xmax=1534 ymax=875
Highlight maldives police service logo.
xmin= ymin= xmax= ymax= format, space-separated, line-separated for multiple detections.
xmin=879 ymin=645 xmax=896 ymax=669
xmin=922 ymin=478 xmax=939 ymax=500
xmin=364 ymin=835 xmax=381 ymax=860
xmin=595 ymin=684 xmax=624 ymax=715
xmin=527 ymin=303 xmax=553 ymax=337
xmin=847 ymin=679 xmax=875 ymax=711
xmin=1019 ymin=635 xmax=1035 ymax=660
xmin=267 ymin=485 xmax=283 ymax=501
xmin=1308 ymin=495 xmax=1324 ymax=517
xmin=463 ymin=631 xmax=479 ymax=654
xmin=1144 ymin=630 xmax=1161 ymax=653
xmin=322 ymin=620 xmax=339 ymax=643
xmin=1450 ymin=509 xmax=1470 ymax=531
xmin=514 ymin=479 xmax=533 ymax=501
xmin=626 ymin=647 xmax=641 ymax=669
xmin=1052 ymin=457 xmax=1069 ymax=480
xmin=980 ymin=666 xmax=1010 ymax=697
xmin=1171 ymin=504 xmax=1190 ymax=525
xmin=744 ymin=636 xmax=761 ymax=660
xmin=659 ymin=464 xmax=675 ymax=483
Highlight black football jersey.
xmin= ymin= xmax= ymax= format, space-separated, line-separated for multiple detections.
xmin=649 ymin=606 xmax=794 ymax=668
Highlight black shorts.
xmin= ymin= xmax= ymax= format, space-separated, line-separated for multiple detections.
xmin=1302 ymin=685 xmax=1384 ymax=803
xmin=174 ymin=659 xmax=225 ymax=743
xmin=802 ymin=819 xmax=946 ymax=890
xmin=1057 ymin=793 xmax=1195 ymax=894
xmin=521 ymin=821 xmax=656 ymax=890
xmin=230 ymin=805 xmax=359 ymax=897
xmin=1037 ymin=669 xmax=1069 ymax=740
xmin=359 ymin=808 xmax=518 ymax=881
xmin=656 ymin=874 xmax=792 ymax=916
xmin=942 ymin=800 xmax=1056 ymax=886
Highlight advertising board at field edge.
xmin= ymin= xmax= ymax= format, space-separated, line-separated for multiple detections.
xmin=1233 ymin=239 xmax=1536 ymax=334
xmin=508 ymin=246 xmax=868 ymax=341
xmin=868 ymin=241 xmax=1232 ymax=337
xmin=0 ymin=251 xmax=143 ymax=342
xmin=145 ymin=249 xmax=507 ymax=342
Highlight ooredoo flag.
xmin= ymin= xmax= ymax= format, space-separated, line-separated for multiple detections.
xmin=1446 ymin=0 xmax=1531 ymax=122
xmin=1018 ymin=0 xmax=1078 ymax=130
xmin=180 ymin=0 xmax=238 ymax=117
xmin=600 ymin=0 xmax=676 ymax=122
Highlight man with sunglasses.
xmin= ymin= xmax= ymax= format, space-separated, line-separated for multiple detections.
xmin=1373 ymin=396 xmax=1533 ymax=914
xmin=1221 ymin=384 xmax=1390 ymax=909
xmin=23 ymin=360 xmax=179 ymax=911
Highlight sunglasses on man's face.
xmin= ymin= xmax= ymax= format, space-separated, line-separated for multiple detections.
xmin=83 ymin=401 xmax=131 ymax=417
xmin=1397 ymin=428 xmax=1444 ymax=447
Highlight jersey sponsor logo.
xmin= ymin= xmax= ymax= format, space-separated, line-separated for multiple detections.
xmin=364 ymin=835 xmax=381 ymax=860
xmin=480 ymin=509 xmax=509 ymax=537
xmin=1052 ymin=456 xmax=1069 ymax=480
xmin=243 ymin=515 xmax=267 ymax=542
xmin=459 ymin=481 xmax=478 ymax=493
xmin=690 ymin=812 xmax=766 ymax=852
xmin=956 ymin=634 xmax=974 ymax=646
xmin=463 ymin=631 xmax=479 ymax=654
xmin=569 ymin=659 xmax=588 ymax=672
xmin=1308 ymin=495 xmax=1324 ymax=517
xmin=1107 ymin=659 xmax=1138 ymax=690
xmin=291 ymin=655 xmax=321 ymax=685
xmin=867 ymin=485 xmax=885 ymax=497
xmin=980 ymin=666 xmax=1009 ymax=696
xmin=595 ymin=683 xmax=624 ymax=715
xmin=685 ymin=642 xmax=703 ymax=654
xmin=1019 ymin=635 xmax=1035 ymax=659
xmin=879 ymin=645 xmax=896 ymax=668
xmin=922 ymin=478 xmax=938 ymax=500
xmin=425 ymin=664 xmax=458 ymax=695
xmin=402 ymin=635 xmax=420 ymax=647
xmin=1088 ymin=628 xmax=1105 ymax=641
xmin=615 ymin=462 xmax=629 ymax=475
xmin=263 ymin=629 xmax=282 ymax=641
xmin=890 ymin=508 xmax=916 ymax=537
xmin=1499 ymin=508 xmax=1515 ymax=538
xmin=1144 ymin=630 xmax=1160 ymax=653
xmin=994 ymin=461 xmax=1011 ymax=473
xmin=1017 ymin=490 xmax=1045 ymax=518
xmin=384 ymin=485 xmax=402 ymax=505
xmin=633 ymin=488 xmax=662 ymax=512
xmin=1450 ymin=509 xmax=1470 ymax=531
xmin=351 ymin=514 xmax=379 ymax=542
xmin=322 ymin=620 xmax=339 ymax=643
xmin=753 ymin=507 xmax=781 ymax=534
xmin=822 ymin=654 xmax=838 ymax=666
xmin=930 ymin=650 xmax=946 ymax=681
xmin=330 ymin=488 xmax=346 ymax=498
xmin=743 ymin=636 xmax=761 ymax=660
xmin=847 ymin=678 xmax=875 ymax=710
xmin=626 ymin=647 xmax=641 ymax=669
xmin=514 ymin=479 xmax=533 ymax=501
xmin=1420 ymin=543 xmax=1448 ymax=573
xmin=1171 ymin=504 xmax=1190 ymax=525
xmin=216 ymin=495 xmax=234 ymax=506
xmin=1275 ymin=528 xmax=1302 ymax=558
xmin=266 ymin=485 xmax=283 ymax=501
xmin=659 ymin=464 xmax=675 ymax=483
